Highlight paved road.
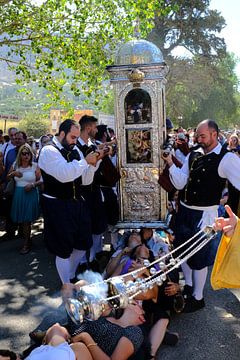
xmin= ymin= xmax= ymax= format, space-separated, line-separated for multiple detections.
xmin=0 ymin=221 xmax=240 ymax=359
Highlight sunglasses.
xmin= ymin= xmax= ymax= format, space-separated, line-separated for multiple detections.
xmin=21 ymin=152 xmax=31 ymax=156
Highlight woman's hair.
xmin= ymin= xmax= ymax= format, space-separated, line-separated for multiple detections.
xmin=0 ymin=349 xmax=17 ymax=360
xmin=129 ymin=244 xmax=143 ymax=260
xmin=15 ymin=143 xmax=34 ymax=168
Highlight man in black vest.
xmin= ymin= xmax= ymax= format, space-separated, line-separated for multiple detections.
xmin=38 ymin=119 xmax=102 ymax=284
xmin=77 ymin=116 xmax=109 ymax=270
xmin=163 ymin=119 xmax=240 ymax=312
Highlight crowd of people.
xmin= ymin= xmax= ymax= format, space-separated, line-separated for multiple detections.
xmin=0 ymin=117 xmax=239 ymax=359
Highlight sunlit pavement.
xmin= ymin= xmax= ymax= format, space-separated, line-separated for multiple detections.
xmin=0 ymin=220 xmax=239 ymax=359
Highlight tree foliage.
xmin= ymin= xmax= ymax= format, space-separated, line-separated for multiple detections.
xmin=18 ymin=112 xmax=49 ymax=138
xmin=147 ymin=0 xmax=239 ymax=128
xmin=148 ymin=0 xmax=226 ymax=59
xmin=0 ymin=0 xmax=169 ymax=105
xmin=165 ymin=53 xmax=239 ymax=129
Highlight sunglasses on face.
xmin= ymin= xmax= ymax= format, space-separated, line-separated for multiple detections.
xmin=21 ymin=152 xmax=31 ymax=156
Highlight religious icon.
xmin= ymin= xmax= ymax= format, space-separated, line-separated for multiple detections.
xmin=125 ymin=89 xmax=152 ymax=124
xmin=126 ymin=129 xmax=152 ymax=163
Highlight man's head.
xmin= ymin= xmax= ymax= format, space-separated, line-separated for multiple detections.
xmin=196 ymin=119 xmax=219 ymax=153
xmin=58 ymin=119 xmax=80 ymax=150
xmin=15 ymin=131 xmax=27 ymax=150
xmin=95 ymin=124 xmax=109 ymax=142
xmin=8 ymin=127 xmax=18 ymax=146
xmin=79 ymin=115 xmax=98 ymax=139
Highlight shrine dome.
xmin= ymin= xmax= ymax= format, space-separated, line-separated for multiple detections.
xmin=115 ymin=39 xmax=164 ymax=66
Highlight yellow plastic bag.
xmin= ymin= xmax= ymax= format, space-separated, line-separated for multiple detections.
xmin=211 ymin=219 xmax=240 ymax=290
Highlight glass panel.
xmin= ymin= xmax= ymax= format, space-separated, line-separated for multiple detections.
xmin=125 ymin=89 xmax=152 ymax=124
xmin=126 ymin=128 xmax=153 ymax=163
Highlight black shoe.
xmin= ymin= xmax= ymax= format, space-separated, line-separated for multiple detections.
xmin=162 ymin=331 xmax=179 ymax=346
xmin=77 ymin=263 xmax=89 ymax=274
xmin=182 ymin=284 xmax=193 ymax=300
xmin=89 ymin=260 xmax=101 ymax=273
xmin=183 ymin=296 xmax=205 ymax=313
xmin=0 ymin=233 xmax=15 ymax=242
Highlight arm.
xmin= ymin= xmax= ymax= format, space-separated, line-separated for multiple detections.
xmin=105 ymin=249 xmax=130 ymax=278
xmin=38 ymin=145 xmax=89 ymax=183
xmin=218 ymin=152 xmax=240 ymax=190
xmin=7 ymin=165 xmax=22 ymax=180
xmin=164 ymin=153 xmax=190 ymax=190
xmin=0 ymin=152 xmax=4 ymax=176
xmin=25 ymin=165 xmax=43 ymax=192
xmin=72 ymin=332 xmax=134 ymax=360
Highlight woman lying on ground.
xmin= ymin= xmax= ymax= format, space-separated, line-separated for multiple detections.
xmin=26 ymin=323 xmax=92 ymax=360
xmin=105 ymin=231 xmax=142 ymax=278
xmin=120 ymin=244 xmax=180 ymax=359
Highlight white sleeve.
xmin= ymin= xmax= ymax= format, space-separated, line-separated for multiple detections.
xmin=38 ymin=145 xmax=88 ymax=183
xmin=218 ymin=152 xmax=240 ymax=190
xmin=169 ymin=154 xmax=190 ymax=189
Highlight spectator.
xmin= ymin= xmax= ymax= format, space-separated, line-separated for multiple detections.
xmin=8 ymin=144 xmax=42 ymax=254
xmin=0 ymin=127 xmax=18 ymax=165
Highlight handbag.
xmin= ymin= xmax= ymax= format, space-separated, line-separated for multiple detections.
xmin=3 ymin=162 xmax=16 ymax=197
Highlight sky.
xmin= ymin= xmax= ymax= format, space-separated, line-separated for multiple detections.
xmin=210 ymin=0 xmax=240 ymax=78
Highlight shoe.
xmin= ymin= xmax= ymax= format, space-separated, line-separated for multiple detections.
xmin=77 ymin=263 xmax=89 ymax=274
xmin=183 ymin=296 xmax=205 ymax=313
xmin=20 ymin=243 xmax=31 ymax=255
xmin=0 ymin=233 xmax=15 ymax=242
xmin=162 ymin=331 xmax=179 ymax=346
xmin=182 ymin=284 xmax=193 ymax=299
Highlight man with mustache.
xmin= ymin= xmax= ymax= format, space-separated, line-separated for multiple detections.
xmin=38 ymin=119 xmax=103 ymax=284
xmin=163 ymin=119 xmax=240 ymax=312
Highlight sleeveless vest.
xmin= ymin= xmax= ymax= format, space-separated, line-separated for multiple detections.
xmin=179 ymin=147 xmax=228 ymax=206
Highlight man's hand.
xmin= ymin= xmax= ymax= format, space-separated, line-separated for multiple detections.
xmin=214 ymin=205 xmax=238 ymax=237
xmin=164 ymin=282 xmax=180 ymax=296
xmin=85 ymin=152 xmax=98 ymax=166
xmin=161 ymin=152 xmax=173 ymax=167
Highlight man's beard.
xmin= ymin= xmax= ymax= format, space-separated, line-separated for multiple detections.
xmin=61 ymin=136 xmax=75 ymax=151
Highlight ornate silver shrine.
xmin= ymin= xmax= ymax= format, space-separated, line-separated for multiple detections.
xmin=107 ymin=39 xmax=169 ymax=228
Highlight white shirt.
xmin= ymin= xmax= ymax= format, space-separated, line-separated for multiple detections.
xmin=1 ymin=141 xmax=15 ymax=164
xmin=26 ymin=342 xmax=75 ymax=360
xmin=169 ymin=143 xmax=240 ymax=192
xmin=38 ymin=136 xmax=95 ymax=185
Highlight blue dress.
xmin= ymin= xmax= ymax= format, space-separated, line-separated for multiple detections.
xmin=11 ymin=163 xmax=40 ymax=223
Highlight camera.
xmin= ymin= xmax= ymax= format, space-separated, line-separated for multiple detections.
xmin=161 ymin=136 xmax=176 ymax=157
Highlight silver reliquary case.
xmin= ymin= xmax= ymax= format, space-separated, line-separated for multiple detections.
xmin=107 ymin=39 xmax=169 ymax=228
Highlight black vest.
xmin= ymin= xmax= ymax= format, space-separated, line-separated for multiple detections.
xmin=40 ymin=145 xmax=83 ymax=200
xmin=179 ymin=147 xmax=228 ymax=206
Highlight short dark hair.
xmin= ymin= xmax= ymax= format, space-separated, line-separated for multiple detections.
xmin=79 ymin=115 xmax=98 ymax=130
xmin=8 ymin=127 xmax=18 ymax=135
xmin=59 ymin=119 xmax=79 ymax=135
xmin=95 ymin=124 xmax=110 ymax=141
xmin=15 ymin=131 xmax=27 ymax=140
xmin=0 ymin=349 xmax=17 ymax=360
